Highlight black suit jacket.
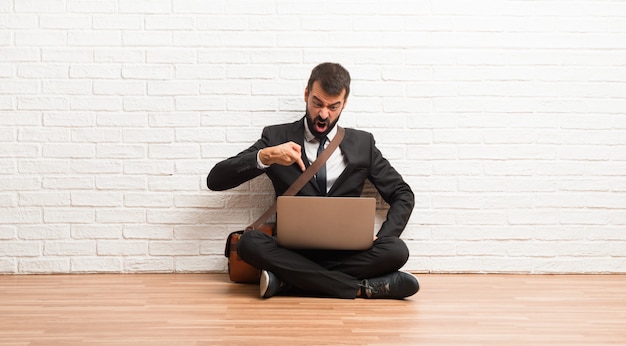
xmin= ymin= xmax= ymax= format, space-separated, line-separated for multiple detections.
xmin=207 ymin=117 xmax=414 ymax=238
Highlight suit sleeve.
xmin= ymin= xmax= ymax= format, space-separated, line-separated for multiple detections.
xmin=206 ymin=128 xmax=271 ymax=191
xmin=367 ymin=134 xmax=415 ymax=238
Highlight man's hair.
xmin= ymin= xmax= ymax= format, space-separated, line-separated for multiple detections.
xmin=307 ymin=62 xmax=351 ymax=99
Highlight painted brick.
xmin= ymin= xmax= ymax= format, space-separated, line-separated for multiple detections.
xmin=124 ymin=193 xmax=172 ymax=208
xmin=93 ymin=81 xmax=145 ymax=96
xmin=95 ymin=176 xmax=146 ymax=190
xmin=71 ymin=257 xmax=121 ymax=273
xmin=123 ymin=161 xmax=174 ymax=175
xmin=0 ymin=226 xmax=16 ymax=240
xmin=71 ymin=224 xmax=123 ymax=239
xmin=97 ymin=144 xmax=145 ymax=159
xmin=18 ymin=225 xmax=70 ymax=240
xmin=95 ymin=48 xmax=144 ymax=63
xmin=124 ymin=257 xmax=174 ymax=272
xmin=19 ymin=192 xmax=70 ymax=206
xmin=19 ymin=258 xmax=69 ymax=274
xmin=44 ymin=240 xmax=95 ymax=256
xmin=97 ymin=240 xmax=147 ymax=256
xmin=0 ymin=241 xmax=41 ymax=256
xmin=71 ymin=160 xmax=122 ymax=174
xmin=43 ymin=144 xmax=95 ymax=159
xmin=123 ymin=225 xmax=173 ymax=240
xmin=149 ymin=241 xmax=199 ymax=256
xmin=92 ymin=15 xmax=143 ymax=30
xmin=145 ymin=16 xmax=195 ymax=30
xmin=0 ymin=259 xmax=17 ymax=273
xmin=71 ymin=192 xmax=122 ymax=207
xmin=122 ymin=64 xmax=173 ymax=80
xmin=96 ymin=209 xmax=146 ymax=223
xmin=0 ymin=208 xmax=42 ymax=223
xmin=44 ymin=208 xmax=95 ymax=223
xmin=42 ymin=177 xmax=94 ymax=190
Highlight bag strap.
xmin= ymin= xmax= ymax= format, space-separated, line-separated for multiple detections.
xmin=246 ymin=126 xmax=345 ymax=231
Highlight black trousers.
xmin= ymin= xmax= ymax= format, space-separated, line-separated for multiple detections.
xmin=237 ymin=230 xmax=410 ymax=299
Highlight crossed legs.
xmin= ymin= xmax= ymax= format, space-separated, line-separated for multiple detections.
xmin=237 ymin=229 xmax=410 ymax=299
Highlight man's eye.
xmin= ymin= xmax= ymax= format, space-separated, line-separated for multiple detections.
xmin=330 ymin=106 xmax=338 ymax=111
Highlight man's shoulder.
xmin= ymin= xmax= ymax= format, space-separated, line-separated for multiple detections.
xmin=343 ymin=127 xmax=374 ymax=141
xmin=344 ymin=127 xmax=371 ymax=136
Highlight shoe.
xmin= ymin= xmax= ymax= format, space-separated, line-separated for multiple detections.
xmin=358 ymin=271 xmax=419 ymax=299
xmin=259 ymin=270 xmax=290 ymax=298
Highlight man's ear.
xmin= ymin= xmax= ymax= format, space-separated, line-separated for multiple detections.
xmin=304 ymin=87 xmax=309 ymax=101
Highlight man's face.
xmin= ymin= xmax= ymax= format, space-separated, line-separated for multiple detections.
xmin=304 ymin=80 xmax=347 ymax=139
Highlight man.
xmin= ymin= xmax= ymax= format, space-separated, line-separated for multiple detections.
xmin=207 ymin=62 xmax=418 ymax=299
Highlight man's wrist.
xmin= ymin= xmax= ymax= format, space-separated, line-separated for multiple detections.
xmin=256 ymin=149 xmax=270 ymax=169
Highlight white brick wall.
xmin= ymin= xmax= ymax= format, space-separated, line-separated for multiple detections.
xmin=1 ymin=0 xmax=626 ymax=274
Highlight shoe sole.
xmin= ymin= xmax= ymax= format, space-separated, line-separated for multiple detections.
xmin=259 ymin=270 xmax=270 ymax=298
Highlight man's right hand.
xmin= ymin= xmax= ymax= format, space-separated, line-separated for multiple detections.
xmin=259 ymin=142 xmax=306 ymax=172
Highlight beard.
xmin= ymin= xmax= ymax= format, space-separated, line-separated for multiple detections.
xmin=305 ymin=108 xmax=340 ymax=139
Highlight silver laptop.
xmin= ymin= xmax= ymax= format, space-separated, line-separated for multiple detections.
xmin=276 ymin=196 xmax=376 ymax=250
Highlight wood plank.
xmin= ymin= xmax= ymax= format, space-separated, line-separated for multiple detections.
xmin=0 ymin=274 xmax=625 ymax=345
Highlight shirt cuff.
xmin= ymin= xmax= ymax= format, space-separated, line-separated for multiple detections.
xmin=256 ymin=149 xmax=270 ymax=169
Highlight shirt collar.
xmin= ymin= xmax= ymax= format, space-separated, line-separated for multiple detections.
xmin=304 ymin=117 xmax=337 ymax=143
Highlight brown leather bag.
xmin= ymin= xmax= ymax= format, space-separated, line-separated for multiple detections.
xmin=224 ymin=223 xmax=274 ymax=283
xmin=223 ymin=127 xmax=345 ymax=284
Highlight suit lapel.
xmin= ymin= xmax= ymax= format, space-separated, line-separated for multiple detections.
xmin=287 ymin=118 xmax=309 ymax=168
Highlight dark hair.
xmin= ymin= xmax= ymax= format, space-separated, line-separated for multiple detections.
xmin=307 ymin=62 xmax=351 ymax=99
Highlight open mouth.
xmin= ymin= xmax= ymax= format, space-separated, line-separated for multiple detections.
xmin=315 ymin=119 xmax=328 ymax=133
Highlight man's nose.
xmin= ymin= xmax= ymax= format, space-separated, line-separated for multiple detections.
xmin=318 ymin=107 xmax=329 ymax=119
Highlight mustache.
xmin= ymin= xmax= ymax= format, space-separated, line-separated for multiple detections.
xmin=313 ymin=116 xmax=329 ymax=124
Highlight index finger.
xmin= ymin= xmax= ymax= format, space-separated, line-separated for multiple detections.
xmin=295 ymin=156 xmax=306 ymax=172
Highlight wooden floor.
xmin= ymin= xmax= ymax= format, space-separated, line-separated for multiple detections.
xmin=0 ymin=274 xmax=625 ymax=346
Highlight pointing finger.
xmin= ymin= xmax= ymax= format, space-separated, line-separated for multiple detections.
xmin=296 ymin=157 xmax=306 ymax=172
